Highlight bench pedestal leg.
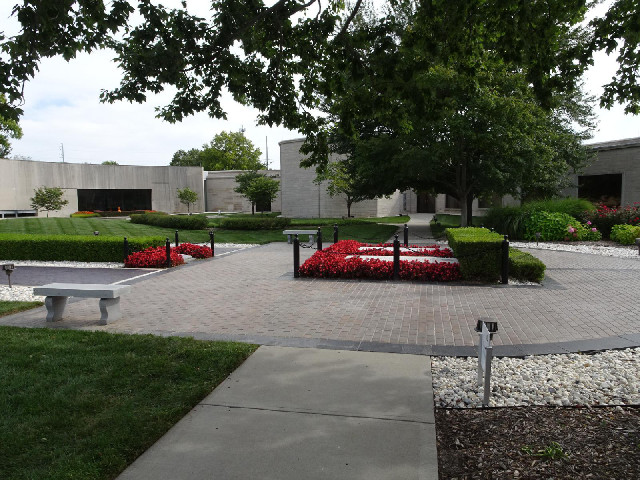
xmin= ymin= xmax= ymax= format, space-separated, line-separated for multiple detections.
xmin=99 ymin=297 xmax=121 ymax=325
xmin=44 ymin=296 xmax=67 ymax=322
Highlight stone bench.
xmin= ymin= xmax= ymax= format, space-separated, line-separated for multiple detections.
xmin=33 ymin=283 xmax=132 ymax=325
xmin=283 ymin=229 xmax=317 ymax=244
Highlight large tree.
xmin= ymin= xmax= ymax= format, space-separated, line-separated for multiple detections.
xmin=0 ymin=94 xmax=22 ymax=158
xmin=171 ymin=131 xmax=263 ymax=171
xmin=234 ymin=170 xmax=279 ymax=214
xmin=1 ymin=0 xmax=639 ymax=129
xmin=302 ymin=1 xmax=596 ymax=226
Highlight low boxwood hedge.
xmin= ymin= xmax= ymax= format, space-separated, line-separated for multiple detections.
xmin=0 ymin=234 xmax=165 ymax=262
xmin=509 ymin=249 xmax=546 ymax=283
xmin=446 ymin=227 xmax=504 ymax=282
xmin=130 ymin=213 xmax=208 ymax=230
xmin=70 ymin=213 xmax=101 ymax=218
xmin=217 ymin=217 xmax=291 ymax=230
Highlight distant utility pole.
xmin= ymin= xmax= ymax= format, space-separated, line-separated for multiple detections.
xmin=59 ymin=143 xmax=65 ymax=163
xmin=265 ymin=136 xmax=269 ymax=170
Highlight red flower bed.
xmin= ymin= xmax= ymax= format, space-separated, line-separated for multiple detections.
xmin=174 ymin=243 xmax=213 ymax=258
xmin=322 ymin=240 xmax=454 ymax=257
xmin=300 ymin=241 xmax=460 ymax=282
xmin=124 ymin=246 xmax=185 ymax=268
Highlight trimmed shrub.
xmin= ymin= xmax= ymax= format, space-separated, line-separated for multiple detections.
xmin=523 ymin=198 xmax=596 ymax=218
xmin=446 ymin=227 xmax=503 ymax=282
xmin=217 ymin=217 xmax=291 ymax=230
xmin=94 ymin=210 xmax=165 ymax=217
xmin=0 ymin=234 xmax=165 ymax=262
xmin=130 ymin=213 xmax=208 ymax=230
xmin=610 ymin=224 xmax=640 ymax=245
xmin=509 ymin=249 xmax=546 ymax=283
xmin=70 ymin=212 xmax=100 ymax=218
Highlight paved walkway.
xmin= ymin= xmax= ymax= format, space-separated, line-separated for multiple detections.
xmin=116 ymin=346 xmax=437 ymax=480
xmin=3 ymin=241 xmax=639 ymax=355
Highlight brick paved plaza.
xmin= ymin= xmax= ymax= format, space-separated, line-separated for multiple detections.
xmin=3 ymin=243 xmax=639 ymax=353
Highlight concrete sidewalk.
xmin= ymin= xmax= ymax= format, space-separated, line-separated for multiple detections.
xmin=387 ymin=213 xmax=436 ymax=244
xmin=117 ymin=346 xmax=438 ymax=480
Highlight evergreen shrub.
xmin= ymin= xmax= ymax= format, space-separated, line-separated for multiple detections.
xmin=0 ymin=234 xmax=164 ymax=262
xmin=509 ymin=249 xmax=546 ymax=283
xmin=610 ymin=224 xmax=640 ymax=245
xmin=446 ymin=227 xmax=503 ymax=282
xmin=130 ymin=213 xmax=208 ymax=230
xmin=217 ymin=217 xmax=291 ymax=230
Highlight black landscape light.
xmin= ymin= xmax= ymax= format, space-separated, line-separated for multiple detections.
xmin=2 ymin=263 xmax=15 ymax=288
xmin=635 ymin=238 xmax=640 ymax=255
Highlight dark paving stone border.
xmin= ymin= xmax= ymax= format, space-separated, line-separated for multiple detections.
xmin=138 ymin=330 xmax=640 ymax=357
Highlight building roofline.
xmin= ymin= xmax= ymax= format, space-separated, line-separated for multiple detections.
xmin=586 ymin=136 xmax=640 ymax=151
xmin=278 ymin=137 xmax=306 ymax=146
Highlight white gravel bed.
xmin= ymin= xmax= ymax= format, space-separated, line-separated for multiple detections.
xmin=511 ymin=241 xmax=638 ymax=258
xmin=432 ymin=348 xmax=640 ymax=408
xmin=0 ymin=285 xmax=44 ymax=302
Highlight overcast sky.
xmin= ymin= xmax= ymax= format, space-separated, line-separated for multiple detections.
xmin=3 ymin=2 xmax=640 ymax=168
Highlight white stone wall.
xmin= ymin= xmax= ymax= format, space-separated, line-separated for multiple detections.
xmin=205 ymin=169 xmax=281 ymax=213
xmin=0 ymin=158 xmax=204 ymax=217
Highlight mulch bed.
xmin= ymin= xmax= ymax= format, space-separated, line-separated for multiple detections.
xmin=436 ymin=406 xmax=640 ymax=479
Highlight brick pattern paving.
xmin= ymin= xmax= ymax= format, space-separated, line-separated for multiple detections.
xmin=3 ymin=243 xmax=639 ymax=347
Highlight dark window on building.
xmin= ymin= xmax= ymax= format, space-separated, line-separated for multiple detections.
xmin=445 ymin=194 xmax=460 ymax=209
xmin=578 ymin=174 xmax=622 ymax=207
xmin=77 ymin=189 xmax=152 ymax=212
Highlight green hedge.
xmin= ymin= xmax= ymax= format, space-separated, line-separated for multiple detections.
xmin=509 ymin=249 xmax=546 ymax=283
xmin=0 ymin=234 xmax=165 ymax=262
xmin=70 ymin=213 xmax=101 ymax=218
xmin=130 ymin=213 xmax=208 ymax=230
xmin=446 ymin=227 xmax=504 ymax=282
xmin=217 ymin=217 xmax=291 ymax=230
xmin=610 ymin=224 xmax=640 ymax=245
xmin=94 ymin=210 xmax=166 ymax=217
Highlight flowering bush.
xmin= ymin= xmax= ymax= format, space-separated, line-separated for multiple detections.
xmin=174 ymin=243 xmax=213 ymax=258
xmin=299 ymin=241 xmax=460 ymax=282
xmin=125 ymin=246 xmax=185 ymax=268
xmin=70 ymin=211 xmax=100 ymax=218
xmin=523 ymin=211 xmax=601 ymax=241
xmin=582 ymin=203 xmax=640 ymax=238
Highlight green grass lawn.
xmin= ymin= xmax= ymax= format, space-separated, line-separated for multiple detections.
xmin=0 ymin=326 xmax=257 ymax=480
xmin=0 ymin=300 xmax=43 ymax=316
xmin=0 ymin=217 xmax=400 ymax=245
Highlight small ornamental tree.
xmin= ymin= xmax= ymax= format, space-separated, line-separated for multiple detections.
xmin=318 ymin=160 xmax=367 ymax=218
xmin=177 ymin=187 xmax=198 ymax=213
xmin=234 ymin=171 xmax=279 ymax=214
xmin=30 ymin=186 xmax=69 ymax=217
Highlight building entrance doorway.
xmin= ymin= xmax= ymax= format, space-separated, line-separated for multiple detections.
xmin=417 ymin=193 xmax=436 ymax=213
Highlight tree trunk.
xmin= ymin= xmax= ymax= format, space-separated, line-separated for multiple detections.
xmin=466 ymin=196 xmax=473 ymax=226
xmin=347 ymin=197 xmax=352 ymax=218
xmin=251 ymin=202 xmax=255 ymax=215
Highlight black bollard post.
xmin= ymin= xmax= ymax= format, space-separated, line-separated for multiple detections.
xmin=209 ymin=230 xmax=215 ymax=256
xmin=403 ymin=224 xmax=409 ymax=247
xmin=393 ymin=234 xmax=400 ymax=280
xmin=165 ymin=238 xmax=172 ymax=268
xmin=334 ymin=224 xmax=339 ymax=244
xmin=293 ymin=234 xmax=300 ymax=278
xmin=501 ymin=235 xmax=509 ymax=285
xmin=175 ymin=230 xmax=179 ymax=247
xmin=123 ymin=237 xmax=129 ymax=262
xmin=317 ymin=227 xmax=323 ymax=251
xmin=636 ymin=238 xmax=640 ymax=256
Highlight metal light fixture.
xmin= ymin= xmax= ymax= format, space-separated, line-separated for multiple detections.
xmin=2 ymin=263 xmax=15 ymax=288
